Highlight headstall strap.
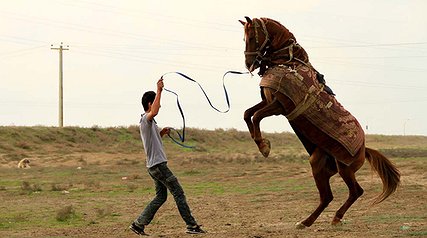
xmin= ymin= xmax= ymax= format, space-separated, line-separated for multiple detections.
xmin=255 ymin=18 xmax=270 ymax=53
xmin=245 ymin=18 xmax=270 ymax=58
xmin=253 ymin=20 xmax=260 ymax=45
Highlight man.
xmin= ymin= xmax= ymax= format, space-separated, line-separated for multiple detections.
xmin=130 ymin=79 xmax=205 ymax=236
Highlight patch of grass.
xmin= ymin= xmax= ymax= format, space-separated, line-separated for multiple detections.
xmin=83 ymin=180 xmax=101 ymax=190
xmin=47 ymin=170 xmax=75 ymax=178
xmin=3 ymin=126 xmax=425 ymax=162
xmin=181 ymin=169 xmax=203 ymax=176
xmin=363 ymin=214 xmax=426 ymax=223
xmin=379 ymin=148 xmax=427 ymax=158
xmin=408 ymin=230 xmax=427 ymax=237
xmin=15 ymin=141 xmax=31 ymax=150
xmin=0 ymin=212 xmax=30 ymax=229
xmin=0 ymin=179 xmax=21 ymax=187
xmin=188 ymin=181 xmax=225 ymax=195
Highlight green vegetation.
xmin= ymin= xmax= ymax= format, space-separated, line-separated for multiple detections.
xmin=0 ymin=126 xmax=426 ymax=237
xmin=2 ymin=126 xmax=426 ymax=164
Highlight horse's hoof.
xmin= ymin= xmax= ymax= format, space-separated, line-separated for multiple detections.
xmin=295 ymin=221 xmax=307 ymax=229
xmin=331 ymin=218 xmax=343 ymax=226
xmin=258 ymin=138 xmax=271 ymax=158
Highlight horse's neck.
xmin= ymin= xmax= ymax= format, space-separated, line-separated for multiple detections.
xmin=268 ymin=25 xmax=310 ymax=66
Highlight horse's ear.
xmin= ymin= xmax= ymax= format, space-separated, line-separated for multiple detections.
xmin=239 ymin=20 xmax=246 ymax=26
xmin=244 ymin=16 xmax=252 ymax=24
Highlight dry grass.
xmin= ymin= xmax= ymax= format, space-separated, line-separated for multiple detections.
xmin=0 ymin=126 xmax=426 ymax=237
xmin=1 ymin=126 xmax=426 ymax=164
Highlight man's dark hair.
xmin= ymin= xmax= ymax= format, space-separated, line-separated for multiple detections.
xmin=141 ymin=91 xmax=156 ymax=111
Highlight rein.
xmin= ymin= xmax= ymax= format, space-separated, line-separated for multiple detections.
xmin=161 ymin=70 xmax=249 ymax=148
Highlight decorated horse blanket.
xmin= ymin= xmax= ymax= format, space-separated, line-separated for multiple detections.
xmin=260 ymin=65 xmax=364 ymax=157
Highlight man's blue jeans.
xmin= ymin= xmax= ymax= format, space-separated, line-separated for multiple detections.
xmin=135 ymin=162 xmax=197 ymax=228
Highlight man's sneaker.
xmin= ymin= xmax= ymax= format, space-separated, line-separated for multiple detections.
xmin=186 ymin=225 xmax=206 ymax=234
xmin=129 ymin=222 xmax=148 ymax=236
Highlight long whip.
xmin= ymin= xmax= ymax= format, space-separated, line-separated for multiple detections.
xmin=161 ymin=70 xmax=249 ymax=148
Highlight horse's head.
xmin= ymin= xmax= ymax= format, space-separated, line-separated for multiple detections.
xmin=240 ymin=17 xmax=270 ymax=72
xmin=240 ymin=17 xmax=298 ymax=73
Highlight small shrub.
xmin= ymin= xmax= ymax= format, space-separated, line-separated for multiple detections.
xmin=51 ymin=183 xmax=68 ymax=191
xmin=21 ymin=181 xmax=31 ymax=191
xmin=91 ymin=125 xmax=100 ymax=132
xmin=84 ymin=181 xmax=101 ymax=190
xmin=116 ymin=158 xmax=128 ymax=165
xmin=127 ymin=183 xmax=138 ymax=192
xmin=130 ymin=174 xmax=142 ymax=180
xmin=130 ymin=159 xmax=140 ymax=165
xmin=56 ymin=205 xmax=76 ymax=222
xmin=9 ymin=213 xmax=28 ymax=222
xmin=31 ymin=183 xmax=42 ymax=192
xmin=21 ymin=181 xmax=42 ymax=193
xmin=95 ymin=207 xmax=112 ymax=218
xmin=15 ymin=141 xmax=31 ymax=149
xmin=77 ymin=157 xmax=88 ymax=165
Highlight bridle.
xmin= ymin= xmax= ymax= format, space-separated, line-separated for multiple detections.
xmin=243 ymin=17 xmax=336 ymax=97
xmin=244 ymin=17 xmax=303 ymax=75
xmin=244 ymin=18 xmax=270 ymax=72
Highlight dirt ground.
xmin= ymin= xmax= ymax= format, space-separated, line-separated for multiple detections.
xmin=0 ymin=150 xmax=426 ymax=238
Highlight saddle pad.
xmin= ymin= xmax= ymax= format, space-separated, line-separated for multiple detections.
xmin=260 ymin=65 xmax=364 ymax=157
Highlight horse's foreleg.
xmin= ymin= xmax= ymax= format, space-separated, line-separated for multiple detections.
xmin=251 ymin=99 xmax=284 ymax=157
xmin=244 ymin=100 xmax=267 ymax=139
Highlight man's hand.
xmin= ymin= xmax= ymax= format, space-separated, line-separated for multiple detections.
xmin=157 ymin=79 xmax=164 ymax=92
xmin=146 ymin=78 xmax=164 ymax=121
xmin=160 ymin=127 xmax=171 ymax=137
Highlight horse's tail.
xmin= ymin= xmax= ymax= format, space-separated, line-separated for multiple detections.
xmin=365 ymin=147 xmax=401 ymax=204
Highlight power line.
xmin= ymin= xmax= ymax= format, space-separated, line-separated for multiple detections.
xmin=0 ymin=10 xmax=239 ymax=51
xmin=0 ymin=45 xmax=45 ymax=61
xmin=309 ymin=42 xmax=427 ymax=49
xmin=329 ymin=80 xmax=427 ymax=90
xmin=56 ymin=0 xmax=240 ymax=32
xmin=2 ymin=10 xmax=427 ymax=56
xmin=72 ymin=48 xmax=223 ymax=72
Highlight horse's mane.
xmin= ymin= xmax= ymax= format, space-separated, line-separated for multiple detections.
xmin=260 ymin=17 xmax=296 ymax=48
xmin=262 ymin=18 xmax=282 ymax=27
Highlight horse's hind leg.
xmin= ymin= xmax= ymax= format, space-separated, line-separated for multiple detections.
xmin=297 ymin=148 xmax=337 ymax=229
xmin=331 ymin=151 xmax=365 ymax=225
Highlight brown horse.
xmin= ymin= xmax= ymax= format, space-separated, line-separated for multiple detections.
xmin=240 ymin=17 xmax=400 ymax=228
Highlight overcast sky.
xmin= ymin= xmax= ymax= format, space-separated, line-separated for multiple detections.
xmin=1 ymin=0 xmax=426 ymax=136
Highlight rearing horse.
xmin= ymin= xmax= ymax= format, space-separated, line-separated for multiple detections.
xmin=240 ymin=17 xmax=400 ymax=228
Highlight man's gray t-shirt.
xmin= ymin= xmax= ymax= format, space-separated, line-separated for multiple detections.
xmin=140 ymin=113 xmax=167 ymax=168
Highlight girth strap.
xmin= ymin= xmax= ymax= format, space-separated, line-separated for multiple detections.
xmin=285 ymin=84 xmax=324 ymax=121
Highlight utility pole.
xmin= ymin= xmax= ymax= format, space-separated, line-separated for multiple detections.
xmin=51 ymin=42 xmax=69 ymax=128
